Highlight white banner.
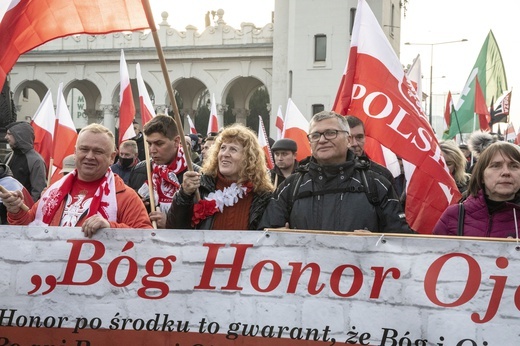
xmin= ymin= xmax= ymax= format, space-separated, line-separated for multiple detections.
xmin=0 ymin=226 xmax=518 ymax=346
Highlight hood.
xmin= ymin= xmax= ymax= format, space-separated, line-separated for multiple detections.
xmin=0 ymin=163 xmax=13 ymax=179
xmin=6 ymin=121 xmax=35 ymax=152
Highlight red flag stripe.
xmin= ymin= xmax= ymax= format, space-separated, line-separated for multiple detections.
xmin=0 ymin=0 xmax=149 ymax=91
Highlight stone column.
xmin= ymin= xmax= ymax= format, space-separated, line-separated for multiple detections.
xmin=233 ymin=108 xmax=248 ymax=126
xmin=100 ymin=104 xmax=116 ymax=135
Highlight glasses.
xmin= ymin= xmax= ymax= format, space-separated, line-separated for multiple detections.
xmin=307 ymin=130 xmax=349 ymax=143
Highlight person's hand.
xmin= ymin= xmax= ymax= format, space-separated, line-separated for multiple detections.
xmin=181 ymin=171 xmax=201 ymax=195
xmin=149 ymin=210 xmax=166 ymax=229
xmin=0 ymin=189 xmax=25 ymax=214
xmin=81 ymin=214 xmax=110 ymax=238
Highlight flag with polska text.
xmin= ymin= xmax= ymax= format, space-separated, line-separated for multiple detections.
xmin=332 ymin=0 xmax=461 ymax=233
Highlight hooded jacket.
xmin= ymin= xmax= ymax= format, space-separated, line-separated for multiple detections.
xmin=433 ymin=190 xmax=520 ymax=238
xmin=5 ymin=122 xmax=46 ymax=201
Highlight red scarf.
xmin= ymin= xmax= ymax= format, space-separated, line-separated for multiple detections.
xmin=151 ymin=146 xmax=187 ymax=204
xmin=30 ymin=169 xmax=117 ymax=226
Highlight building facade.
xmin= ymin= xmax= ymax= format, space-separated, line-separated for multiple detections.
xmin=8 ymin=0 xmax=402 ymax=138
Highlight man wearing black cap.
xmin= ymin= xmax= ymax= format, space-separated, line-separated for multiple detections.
xmin=270 ymin=138 xmax=298 ymax=188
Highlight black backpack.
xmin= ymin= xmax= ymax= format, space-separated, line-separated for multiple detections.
xmin=285 ymin=159 xmax=387 ymax=229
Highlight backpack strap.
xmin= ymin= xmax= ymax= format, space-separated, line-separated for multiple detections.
xmin=360 ymin=168 xmax=387 ymax=230
xmin=457 ymin=202 xmax=465 ymax=236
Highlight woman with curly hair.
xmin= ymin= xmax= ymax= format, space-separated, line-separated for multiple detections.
xmin=166 ymin=123 xmax=274 ymax=230
xmin=439 ymin=140 xmax=470 ymax=194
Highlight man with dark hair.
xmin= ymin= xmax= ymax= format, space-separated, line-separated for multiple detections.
xmin=128 ymin=114 xmax=196 ymax=228
xmin=346 ymin=115 xmax=396 ymax=185
xmin=270 ymin=138 xmax=298 ymax=188
xmin=4 ymin=121 xmax=46 ymax=202
xmin=132 ymin=120 xmax=146 ymax=161
xmin=259 ymin=111 xmax=410 ymax=233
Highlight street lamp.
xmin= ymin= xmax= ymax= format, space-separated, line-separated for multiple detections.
xmin=405 ymin=39 xmax=468 ymax=125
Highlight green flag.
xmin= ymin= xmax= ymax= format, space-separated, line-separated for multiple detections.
xmin=444 ymin=31 xmax=507 ymax=139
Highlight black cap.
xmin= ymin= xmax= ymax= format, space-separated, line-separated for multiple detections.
xmin=459 ymin=143 xmax=469 ymax=150
xmin=271 ymin=139 xmax=297 ymax=152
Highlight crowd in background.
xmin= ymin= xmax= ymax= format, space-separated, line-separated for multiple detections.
xmin=0 ymin=112 xmax=519 ymax=240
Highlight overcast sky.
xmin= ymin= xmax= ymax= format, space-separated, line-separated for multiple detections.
xmin=150 ymin=0 xmax=518 ymax=129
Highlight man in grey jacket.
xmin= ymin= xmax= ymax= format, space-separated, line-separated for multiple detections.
xmin=4 ymin=121 xmax=46 ymax=202
xmin=258 ymin=111 xmax=411 ymax=233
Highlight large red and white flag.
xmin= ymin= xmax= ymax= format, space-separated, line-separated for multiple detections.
xmin=119 ymin=50 xmax=136 ymax=145
xmin=275 ymin=105 xmax=284 ymax=140
xmin=282 ymin=98 xmax=311 ymax=161
xmin=332 ymin=0 xmax=460 ymax=233
xmin=31 ymin=89 xmax=55 ymax=170
xmin=186 ymin=115 xmax=197 ymax=135
xmin=258 ymin=116 xmax=274 ymax=169
xmin=207 ymin=93 xmax=219 ymax=135
xmin=0 ymin=0 xmax=149 ymax=91
xmin=135 ymin=63 xmax=156 ymax=126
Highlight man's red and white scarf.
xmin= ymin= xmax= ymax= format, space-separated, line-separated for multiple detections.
xmin=149 ymin=146 xmax=187 ymax=205
xmin=30 ymin=169 xmax=118 ymax=226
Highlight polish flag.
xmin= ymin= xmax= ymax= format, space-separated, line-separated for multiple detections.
xmin=186 ymin=115 xmax=197 ymax=135
xmin=275 ymin=105 xmax=284 ymax=140
xmin=119 ymin=50 xmax=136 ymax=145
xmin=505 ymin=123 xmax=516 ymax=143
xmin=50 ymin=83 xmax=78 ymax=183
xmin=0 ymin=0 xmax=149 ymax=91
xmin=207 ymin=93 xmax=219 ymax=135
xmin=282 ymin=98 xmax=311 ymax=161
xmin=332 ymin=0 xmax=460 ymax=233
xmin=258 ymin=116 xmax=274 ymax=169
xmin=135 ymin=63 xmax=156 ymax=126
xmin=406 ymin=54 xmax=424 ymax=113
xmin=474 ymin=76 xmax=491 ymax=131
xmin=31 ymin=89 xmax=55 ymax=171
xmin=444 ymin=91 xmax=454 ymax=129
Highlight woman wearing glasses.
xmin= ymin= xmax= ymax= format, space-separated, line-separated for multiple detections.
xmin=258 ymin=111 xmax=411 ymax=233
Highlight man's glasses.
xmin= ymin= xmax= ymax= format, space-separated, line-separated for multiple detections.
xmin=307 ymin=130 xmax=349 ymax=143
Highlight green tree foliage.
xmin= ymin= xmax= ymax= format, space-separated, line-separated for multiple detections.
xmin=246 ymin=86 xmax=270 ymax=134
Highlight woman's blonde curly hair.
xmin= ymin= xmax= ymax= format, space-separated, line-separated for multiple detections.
xmin=202 ymin=123 xmax=274 ymax=194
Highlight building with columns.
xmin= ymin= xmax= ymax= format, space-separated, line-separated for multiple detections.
xmin=7 ymin=0 xmax=401 ymax=138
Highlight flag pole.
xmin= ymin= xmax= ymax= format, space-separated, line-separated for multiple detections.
xmin=141 ymin=0 xmax=200 ymax=201
xmin=452 ymin=107 xmax=463 ymax=141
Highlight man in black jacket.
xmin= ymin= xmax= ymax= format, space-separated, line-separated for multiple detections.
xmin=258 ymin=111 xmax=411 ymax=233
xmin=270 ymin=138 xmax=298 ymax=189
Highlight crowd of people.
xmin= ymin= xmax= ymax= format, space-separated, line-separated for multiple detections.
xmin=0 ymin=111 xmax=519 ymax=239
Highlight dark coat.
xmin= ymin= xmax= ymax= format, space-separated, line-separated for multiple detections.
xmin=5 ymin=122 xmax=46 ymax=202
xmin=258 ymin=152 xmax=411 ymax=233
xmin=166 ymin=174 xmax=272 ymax=230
